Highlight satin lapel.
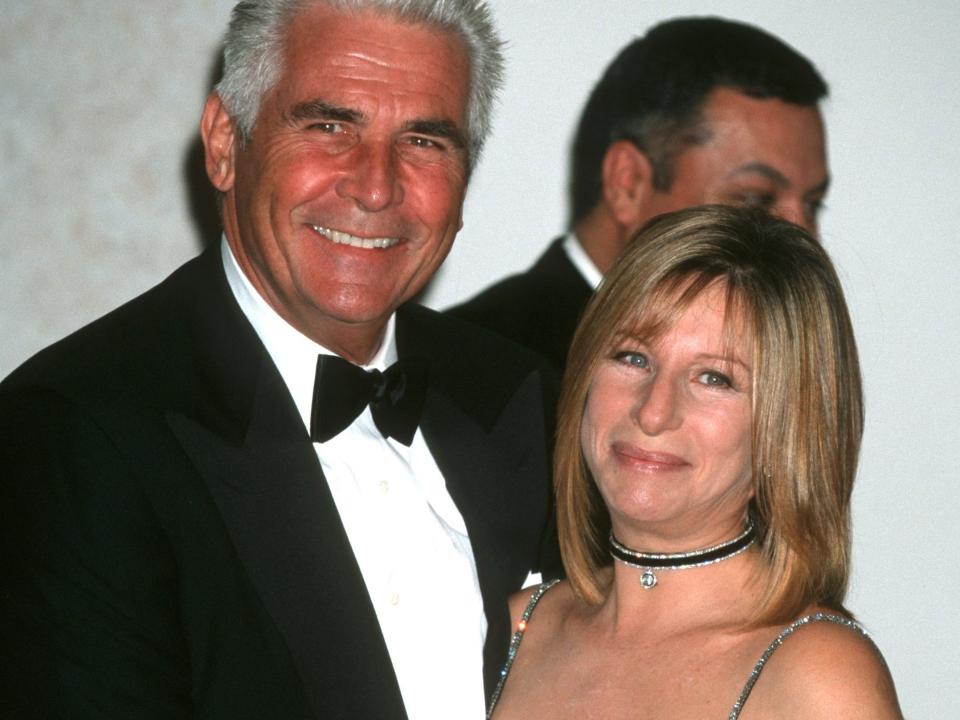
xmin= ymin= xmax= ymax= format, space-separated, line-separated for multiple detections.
xmin=166 ymin=251 xmax=407 ymax=719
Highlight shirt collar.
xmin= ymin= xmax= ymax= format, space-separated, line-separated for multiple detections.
xmin=562 ymin=232 xmax=603 ymax=289
xmin=221 ymin=238 xmax=397 ymax=430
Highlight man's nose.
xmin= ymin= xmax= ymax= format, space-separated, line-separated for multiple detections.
xmin=336 ymin=143 xmax=403 ymax=212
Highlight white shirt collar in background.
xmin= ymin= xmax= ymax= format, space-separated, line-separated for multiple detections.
xmin=562 ymin=232 xmax=603 ymax=289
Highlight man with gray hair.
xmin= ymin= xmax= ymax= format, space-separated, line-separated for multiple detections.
xmin=0 ymin=2 xmax=555 ymax=718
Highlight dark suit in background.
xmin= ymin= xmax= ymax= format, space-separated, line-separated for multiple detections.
xmin=0 ymin=246 xmax=554 ymax=719
xmin=448 ymin=238 xmax=592 ymax=375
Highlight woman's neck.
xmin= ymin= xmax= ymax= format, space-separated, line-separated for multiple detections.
xmin=596 ymin=547 xmax=764 ymax=638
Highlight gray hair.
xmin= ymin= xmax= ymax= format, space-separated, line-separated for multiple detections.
xmin=215 ymin=0 xmax=505 ymax=168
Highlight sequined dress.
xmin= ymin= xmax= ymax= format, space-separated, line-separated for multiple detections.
xmin=487 ymin=581 xmax=872 ymax=719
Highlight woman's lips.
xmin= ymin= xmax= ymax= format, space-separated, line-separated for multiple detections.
xmin=611 ymin=442 xmax=689 ymax=471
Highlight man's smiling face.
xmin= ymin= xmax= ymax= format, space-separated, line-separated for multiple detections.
xmin=208 ymin=5 xmax=471 ymax=359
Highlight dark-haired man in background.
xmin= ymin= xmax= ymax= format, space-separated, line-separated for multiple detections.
xmin=449 ymin=17 xmax=830 ymax=372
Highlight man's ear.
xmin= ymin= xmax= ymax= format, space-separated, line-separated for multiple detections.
xmin=600 ymin=139 xmax=656 ymax=230
xmin=200 ymin=93 xmax=238 ymax=192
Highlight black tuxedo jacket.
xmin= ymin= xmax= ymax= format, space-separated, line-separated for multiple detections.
xmin=447 ymin=238 xmax=593 ymax=375
xmin=0 ymin=247 xmax=556 ymax=719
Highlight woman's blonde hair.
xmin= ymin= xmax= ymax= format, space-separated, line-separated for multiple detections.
xmin=556 ymin=205 xmax=862 ymax=625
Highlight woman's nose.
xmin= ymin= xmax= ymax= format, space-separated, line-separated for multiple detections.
xmin=634 ymin=374 xmax=682 ymax=435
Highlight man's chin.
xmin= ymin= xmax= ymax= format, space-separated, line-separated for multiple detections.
xmin=297 ymin=295 xmax=399 ymax=332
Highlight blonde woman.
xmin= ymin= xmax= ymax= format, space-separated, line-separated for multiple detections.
xmin=488 ymin=206 xmax=901 ymax=719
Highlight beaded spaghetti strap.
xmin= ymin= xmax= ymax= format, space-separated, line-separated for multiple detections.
xmin=728 ymin=612 xmax=871 ymax=719
xmin=486 ymin=580 xmax=560 ymax=718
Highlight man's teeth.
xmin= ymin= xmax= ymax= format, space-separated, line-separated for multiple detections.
xmin=313 ymin=225 xmax=400 ymax=249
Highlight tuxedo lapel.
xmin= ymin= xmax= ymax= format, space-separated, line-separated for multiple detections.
xmin=166 ymin=250 xmax=407 ymax=720
xmin=396 ymin=304 xmax=553 ymax=697
xmin=418 ymin=375 xmax=550 ymax=696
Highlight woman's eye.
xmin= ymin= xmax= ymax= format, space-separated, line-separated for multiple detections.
xmin=698 ymin=371 xmax=732 ymax=388
xmin=613 ymin=351 xmax=649 ymax=369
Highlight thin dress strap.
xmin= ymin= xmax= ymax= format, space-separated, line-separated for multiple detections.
xmin=728 ymin=612 xmax=871 ymax=719
xmin=487 ymin=580 xmax=560 ymax=718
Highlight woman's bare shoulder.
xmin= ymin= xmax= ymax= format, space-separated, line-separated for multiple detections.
xmin=746 ymin=610 xmax=903 ymax=719
xmin=506 ymin=580 xmax=578 ymax=634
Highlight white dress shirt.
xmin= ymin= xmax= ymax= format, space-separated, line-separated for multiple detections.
xmin=563 ymin=232 xmax=604 ymax=289
xmin=222 ymin=241 xmax=488 ymax=719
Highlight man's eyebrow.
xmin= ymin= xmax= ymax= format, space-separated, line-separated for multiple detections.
xmin=285 ymin=99 xmax=364 ymax=126
xmin=728 ymin=162 xmax=790 ymax=188
xmin=729 ymin=163 xmax=832 ymax=198
xmin=282 ymin=102 xmax=466 ymax=149
xmin=404 ymin=119 xmax=467 ymax=150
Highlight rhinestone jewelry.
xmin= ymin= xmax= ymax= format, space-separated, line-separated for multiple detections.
xmin=609 ymin=522 xmax=757 ymax=590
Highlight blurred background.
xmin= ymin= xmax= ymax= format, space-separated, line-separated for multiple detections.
xmin=2 ymin=2 xmax=957 ymax=715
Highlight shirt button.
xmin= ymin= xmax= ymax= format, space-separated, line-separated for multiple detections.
xmin=379 ymin=480 xmax=389 ymax=495
xmin=389 ymin=592 xmax=400 ymax=606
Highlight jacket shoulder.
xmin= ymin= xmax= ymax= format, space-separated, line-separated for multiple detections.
xmin=397 ymin=303 xmax=558 ymax=427
xmin=447 ymin=239 xmax=577 ymax=322
xmin=444 ymin=240 xmax=591 ymax=372
xmin=1 ymin=251 xmax=215 ymax=413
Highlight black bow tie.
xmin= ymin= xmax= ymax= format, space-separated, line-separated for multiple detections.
xmin=310 ymin=354 xmax=429 ymax=446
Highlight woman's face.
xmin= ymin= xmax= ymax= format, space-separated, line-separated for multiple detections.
xmin=580 ymin=281 xmax=754 ymax=547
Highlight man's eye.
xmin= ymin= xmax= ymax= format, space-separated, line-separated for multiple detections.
xmin=735 ymin=191 xmax=776 ymax=209
xmin=806 ymin=198 xmax=826 ymax=220
xmin=309 ymin=122 xmax=344 ymax=133
xmin=613 ymin=350 xmax=648 ymax=369
xmin=405 ymin=136 xmax=442 ymax=150
xmin=697 ymin=371 xmax=732 ymax=388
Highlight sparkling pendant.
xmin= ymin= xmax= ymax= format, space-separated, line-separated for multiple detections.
xmin=640 ymin=569 xmax=658 ymax=589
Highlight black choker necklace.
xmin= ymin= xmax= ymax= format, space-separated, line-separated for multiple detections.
xmin=609 ymin=522 xmax=756 ymax=590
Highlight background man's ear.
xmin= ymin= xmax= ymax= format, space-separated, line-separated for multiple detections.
xmin=600 ymin=139 xmax=656 ymax=229
xmin=200 ymin=93 xmax=238 ymax=192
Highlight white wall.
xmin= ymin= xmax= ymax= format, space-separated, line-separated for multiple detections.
xmin=2 ymin=2 xmax=957 ymax=715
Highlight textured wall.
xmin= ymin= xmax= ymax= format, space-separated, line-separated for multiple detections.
xmin=1 ymin=0 xmax=230 ymax=367
xmin=2 ymin=1 xmax=958 ymax=716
